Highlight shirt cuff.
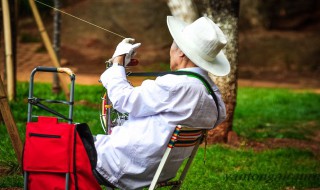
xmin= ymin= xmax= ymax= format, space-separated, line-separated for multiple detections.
xmin=109 ymin=64 xmax=126 ymax=78
xmin=100 ymin=64 xmax=127 ymax=88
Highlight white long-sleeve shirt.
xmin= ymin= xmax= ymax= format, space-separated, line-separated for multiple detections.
xmin=95 ymin=65 xmax=226 ymax=189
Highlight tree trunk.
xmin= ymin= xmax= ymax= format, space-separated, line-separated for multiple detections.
xmin=168 ymin=0 xmax=240 ymax=144
xmin=167 ymin=0 xmax=199 ymax=23
xmin=198 ymin=0 xmax=240 ymax=144
xmin=167 ymin=0 xmax=239 ymax=144
xmin=52 ymin=0 xmax=61 ymax=93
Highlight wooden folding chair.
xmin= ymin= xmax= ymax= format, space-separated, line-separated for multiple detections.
xmin=149 ymin=125 xmax=207 ymax=190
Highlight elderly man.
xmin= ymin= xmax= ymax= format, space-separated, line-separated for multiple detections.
xmin=95 ymin=16 xmax=230 ymax=189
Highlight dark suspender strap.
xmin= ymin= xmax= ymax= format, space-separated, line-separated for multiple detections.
xmin=127 ymin=71 xmax=220 ymax=128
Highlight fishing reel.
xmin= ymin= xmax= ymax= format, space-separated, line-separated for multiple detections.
xmin=99 ymin=59 xmax=139 ymax=134
xmin=100 ymin=92 xmax=128 ymax=134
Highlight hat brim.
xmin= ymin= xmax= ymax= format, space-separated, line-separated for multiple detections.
xmin=167 ymin=16 xmax=230 ymax=76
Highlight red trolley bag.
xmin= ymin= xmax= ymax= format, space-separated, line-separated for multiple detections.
xmin=23 ymin=67 xmax=101 ymax=190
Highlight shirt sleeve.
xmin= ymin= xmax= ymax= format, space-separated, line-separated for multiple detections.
xmin=102 ymin=65 xmax=172 ymax=117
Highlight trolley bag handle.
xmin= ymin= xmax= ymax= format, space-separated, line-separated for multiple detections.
xmin=35 ymin=66 xmax=75 ymax=76
xmin=27 ymin=66 xmax=76 ymax=123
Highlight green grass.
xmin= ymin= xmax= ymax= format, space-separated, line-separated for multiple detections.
xmin=233 ymin=87 xmax=320 ymax=140
xmin=1 ymin=83 xmax=319 ymax=189
xmin=180 ymin=145 xmax=320 ymax=190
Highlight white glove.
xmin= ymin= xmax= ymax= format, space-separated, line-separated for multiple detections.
xmin=112 ymin=38 xmax=141 ymax=66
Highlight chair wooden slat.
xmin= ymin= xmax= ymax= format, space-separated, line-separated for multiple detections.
xmin=149 ymin=125 xmax=207 ymax=190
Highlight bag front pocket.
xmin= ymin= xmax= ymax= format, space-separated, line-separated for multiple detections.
xmin=23 ymin=122 xmax=75 ymax=173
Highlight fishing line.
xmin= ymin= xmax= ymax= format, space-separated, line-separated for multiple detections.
xmin=34 ymin=0 xmax=126 ymax=39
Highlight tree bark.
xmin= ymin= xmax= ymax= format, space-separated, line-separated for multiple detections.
xmin=198 ymin=0 xmax=240 ymax=144
xmin=167 ymin=0 xmax=199 ymax=23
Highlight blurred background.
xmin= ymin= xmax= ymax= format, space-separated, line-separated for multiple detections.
xmin=1 ymin=1 xmax=320 ymax=189
xmin=1 ymin=0 xmax=320 ymax=87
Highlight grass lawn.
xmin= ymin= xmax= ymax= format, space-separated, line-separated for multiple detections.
xmin=0 ymin=83 xmax=319 ymax=189
xmin=234 ymin=87 xmax=320 ymax=140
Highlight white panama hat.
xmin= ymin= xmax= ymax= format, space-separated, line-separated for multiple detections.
xmin=167 ymin=16 xmax=230 ymax=76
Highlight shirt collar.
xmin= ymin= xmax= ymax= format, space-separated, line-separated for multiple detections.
xmin=177 ymin=67 xmax=218 ymax=91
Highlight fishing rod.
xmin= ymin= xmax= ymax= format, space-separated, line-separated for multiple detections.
xmin=34 ymin=0 xmax=126 ymax=39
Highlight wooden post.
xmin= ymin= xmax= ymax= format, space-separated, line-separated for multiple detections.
xmin=52 ymin=0 xmax=62 ymax=94
xmin=28 ymin=0 xmax=70 ymax=99
xmin=1 ymin=0 xmax=14 ymax=101
xmin=9 ymin=0 xmax=18 ymax=101
xmin=0 ymin=76 xmax=23 ymax=163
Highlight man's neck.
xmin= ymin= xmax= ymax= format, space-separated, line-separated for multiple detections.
xmin=177 ymin=60 xmax=197 ymax=70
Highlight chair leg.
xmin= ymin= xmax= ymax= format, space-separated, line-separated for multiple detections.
xmin=170 ymin=143 xmax=200 ymax=190
xmin=149 ymin=148 xmax=172 ymax=190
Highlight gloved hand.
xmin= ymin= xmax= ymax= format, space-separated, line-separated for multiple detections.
xmin=112 ymin=38 xmax=141 ymax=66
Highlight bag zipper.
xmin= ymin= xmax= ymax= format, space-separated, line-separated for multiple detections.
xmin=29 ymin=133 xmax=61 ymax=138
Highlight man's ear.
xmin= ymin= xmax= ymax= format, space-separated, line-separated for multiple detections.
xmin=178 ymin=49 xmax=185 ymax=57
